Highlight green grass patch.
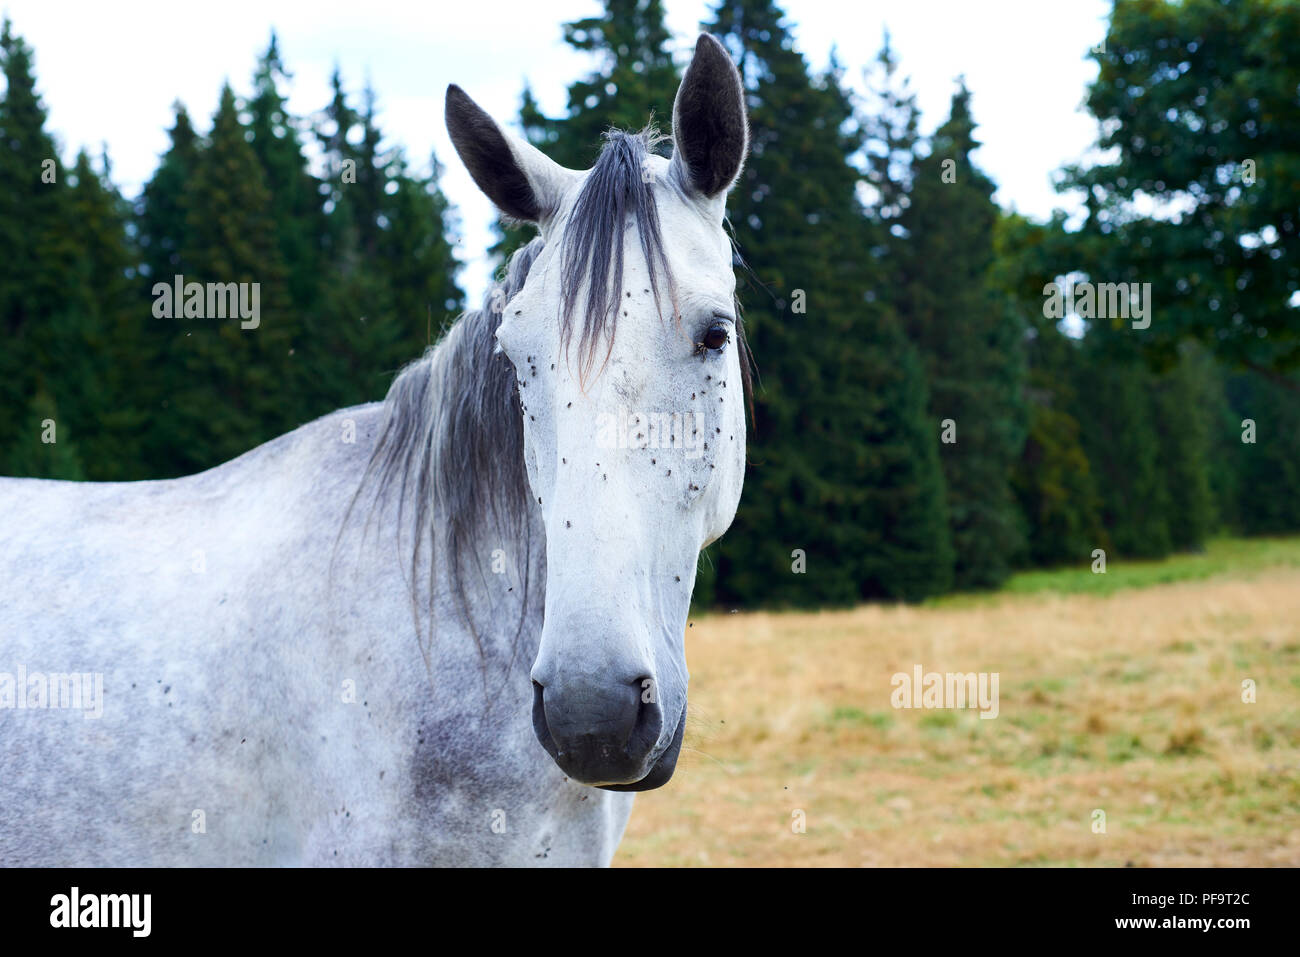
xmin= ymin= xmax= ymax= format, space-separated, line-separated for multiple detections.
xmin=918 ymin=711 xmax=958 ymax=730
xmin=931 ymin=535 xmax=1300 ymax=606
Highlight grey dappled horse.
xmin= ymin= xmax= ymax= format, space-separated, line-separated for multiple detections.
xmin=0 ymin=34 xmax=750 ymax=866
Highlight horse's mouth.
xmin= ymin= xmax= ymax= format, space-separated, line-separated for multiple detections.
xmin=597 ymin=704 xmax=686 ymax=792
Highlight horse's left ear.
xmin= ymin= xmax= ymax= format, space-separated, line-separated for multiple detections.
xmin=445 ymin=84 xmax=578 ymax=224
xmin=670 ymin=34 xmax=749 ymax=200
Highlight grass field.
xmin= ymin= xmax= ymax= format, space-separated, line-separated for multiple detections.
xmin=617 ymin=537 xmax=1300 ymax=866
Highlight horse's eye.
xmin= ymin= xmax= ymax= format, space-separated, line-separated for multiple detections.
xmin=702 ymin=322 xmax=730 ymax=351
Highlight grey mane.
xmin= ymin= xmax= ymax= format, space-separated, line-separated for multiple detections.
xmin=351 ymin=237 xmax=539 ymax=665
xmin=560 ymin=127 xmax=676 ymax=383
xmin=352 ymin=127 xmax=753 ymax=658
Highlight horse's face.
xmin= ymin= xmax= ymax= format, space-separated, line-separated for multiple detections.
xmin=447 ymin=34 xmax=748 ymax=790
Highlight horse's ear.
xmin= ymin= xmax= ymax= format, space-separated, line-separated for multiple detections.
xmin=445 ymin=85 xmax=577 ymax=223
xmin=670 ymin=34 xmax=749 ymax=200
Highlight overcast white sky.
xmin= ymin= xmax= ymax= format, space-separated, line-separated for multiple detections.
xmin=4 ymin=0 xmax=1110 ymax=302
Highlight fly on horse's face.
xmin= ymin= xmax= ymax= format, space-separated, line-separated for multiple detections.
xmin=446 ymin=34 xmax=749 ymax=790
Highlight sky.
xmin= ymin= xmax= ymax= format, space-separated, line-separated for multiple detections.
xmin=3 ymin=0 xmax=1111 ymax=303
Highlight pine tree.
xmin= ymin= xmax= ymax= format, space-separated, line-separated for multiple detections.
xmin=376 ymin=150 xmax=463 ymax=347
xmin=349 ymin=85 xmax=388 ymax=260
xmin=306 ymin=73 xmax=463 ymax=411
xmin=990 ymin=212 xmax=1106 ymax=567
xmin=315 ymin=66 xmax=362 ymax=256
xmin=308 ymin=70 xmax=390 ymax=407
xmin=1201 ymin=353 xmax=1247 ymax=533
xmin=137 ymin=102 xmax=199 ymax=286
xmin=246 ymin=32 xmax=326 ymax=322
xmin=3 ymin=387 xmax=86 ymax=480
xmin=55 ymin=149 xmax=149 ymax=480
xmin=536 ymin=0 xmax=679 ymax=167
xmin=1011 ymin=335 xmax=1108 ymax=567
xmin=1223 ymin=369 xmax=1300 ymax=535
xmin=0 ymin=18 xmax=76 ymax=470
xmin=2 ymin=29 xmax=466 ymax=483
xmin=156 ymin=84 xmax=296 ymax=474
xmin=1071 ymin=343 xmax=1172 ymax=558
xmin=494 ymin=0 xmax=681 ymax=266
xmin=135 ymin=102 xmax=201 ymax=476
xmin=705 ymin=0 xmax=953 ymax=604
xmin=895 ymin=81 xmax=1027 ymax=589
xmin=861 ymin=31 xmax=920 ymax=239
xmin=1150 ymin=345 xmax=1216 ymax=550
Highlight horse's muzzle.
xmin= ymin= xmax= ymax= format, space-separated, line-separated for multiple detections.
xmin=531 ymin=677 xmax=681 ymax=788
xmin=596 ymin=706 xmax=685 ymax=791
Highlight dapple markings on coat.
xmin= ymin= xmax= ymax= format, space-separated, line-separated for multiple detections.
xmin=0 ymin=33 xmax=749 ymax=866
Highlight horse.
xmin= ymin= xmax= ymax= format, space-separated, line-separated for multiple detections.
xmin=0 ymin=33 xmax=750 ymax=866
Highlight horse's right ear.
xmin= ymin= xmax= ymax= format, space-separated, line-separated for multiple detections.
xmin=445 ymin=85 xmax=578 ymax=224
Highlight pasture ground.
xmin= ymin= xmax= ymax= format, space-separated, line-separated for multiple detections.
xmin=617 ymin=537 xmax=1300 ymax=866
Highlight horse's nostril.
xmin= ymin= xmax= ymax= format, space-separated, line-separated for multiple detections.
xmin=626 ymin=676 xmax=664 ymax=756
xmin=531 ymin=674 xmax=665 ymax=784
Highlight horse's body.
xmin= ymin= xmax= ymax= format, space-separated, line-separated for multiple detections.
xmin=0 ymin=400 xmax=631 ymax=865
xmin=0 ymin=33 xmax=749 ymax=866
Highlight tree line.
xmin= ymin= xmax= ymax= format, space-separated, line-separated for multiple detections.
xmin=0 ymin=24 xmax=462 ymax=482
xmin=1 ymin=0 xmax=1297 ymax=609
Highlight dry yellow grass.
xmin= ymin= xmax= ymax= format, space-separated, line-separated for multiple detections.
xmin=617 ymin=566 xmax=1300 ymax=866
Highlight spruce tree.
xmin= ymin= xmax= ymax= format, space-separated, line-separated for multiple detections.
xmin=0 ymin=18 xmax=75 ymax=470
xmin=1223 ymin=369 xmax=1300 ymax=535
xmin=310 ymin=73 xmax=463 ymax=409
xmin=315 ymin=66 xmax=362 ymax=259
xmin=1150 ymin=346 xmax=1216 ymax=550
xmin=3 ymin=388 xmax=86 ymax=480
xmin=137 ymin=102 xmax=199 ymax=286
xmin=157 ymin=83 xmax=296 ymax=474
xmin=1071 ymin=343 xmax=1172 ymax=558
xmin=860 ymin=31 xmax=920 ymax=243
xmin=246 ymin=33 xmax=326 ymax=324
xmin=56 ymin=149 xmax=149 ymax=480
xmin=990 ymin=212 xmax=1106 ymax=567
xmin=135 ymin=102 xmax=201 ymax=475
xmin=375 ymin=150 xmax=463 ymax=348
xmin=705 ymin=0 xmax=953 ymax=604
xmin=895 ymin=82 xmax=1027 ymax=589
xmin=533 ymin=0 xmax=679 ymax=167
xmin=495 ymin=0 xmax=680 ymax=265
xmin=1011 ymin=334 xmax=1108 ymax=567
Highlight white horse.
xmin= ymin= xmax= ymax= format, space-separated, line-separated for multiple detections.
xmin=0 ymin=34 xmax=750 ymax=866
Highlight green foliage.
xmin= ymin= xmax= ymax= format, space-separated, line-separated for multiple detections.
xmin=992 ymin=214 xmax=1107 ymax=567
xmin=154 ymin=83 xmax=297 ymax=475
xmin=1223 ymin=369 xmax=1300 ymax=534
xmin=1 ymin=6 xmax=1298 ymax=612
xmin=532 ymin=0 xmax=679 ymax=167
xmin=895 ymin=82 xmax=1028 ymax=589
xmin=246 ymin=33 xmax=327 ymax=317
xmin=0 ymin=24 xmax=463 ymax=481
xmin=1011 ymin=398 xmax=1107 ymax=567
xmin=1072 ymin=346 xmax=1173 ymax=558
xmin=137 ymin=102 xmax=198 ymax=287
xmin=934 ymin=535 xmax=1300 ymax=606
xmin=0 ymin=18 xmax=74 ymax=465
xmin=705 ymin=0 xmax=953 ymax=605
xmin=1066 ymin=0 xmax=1300 ymax=374
xmin=59 ymin=150 xmax=152 ymax=480
xmin=494 ymin=0 xmax=681 ymax=267
xmin=3 ymin=388 xmax=85 ymax=480
xmin=1150 ymin=345 xmax=1216 ymax=550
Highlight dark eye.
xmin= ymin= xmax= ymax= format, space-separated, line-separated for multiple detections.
xmin=702 ymin=322 xmax=730 ymax=351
